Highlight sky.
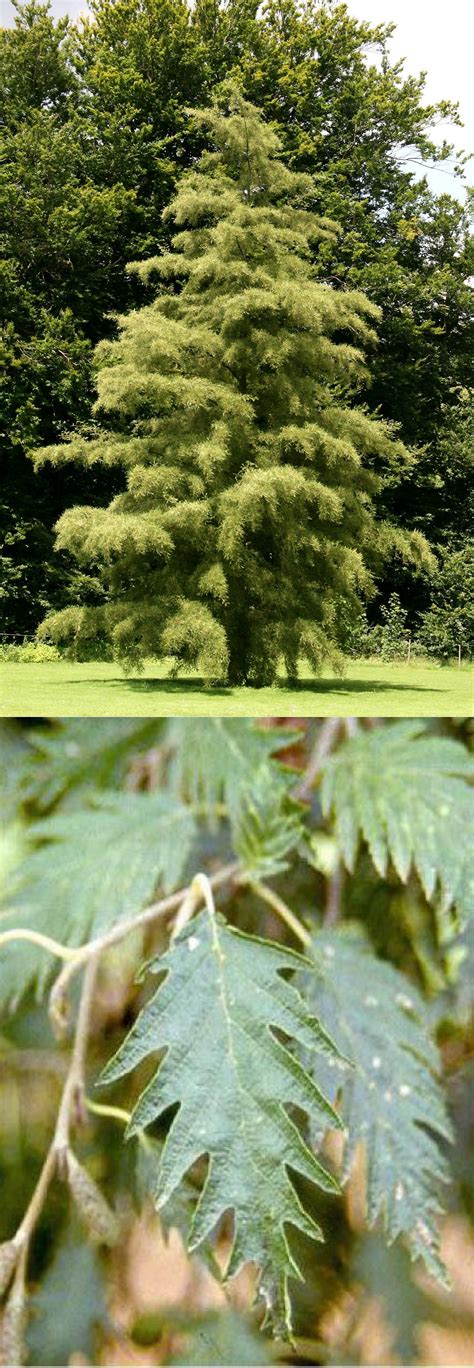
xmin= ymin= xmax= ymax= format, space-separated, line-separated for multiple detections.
xmin=1 ymin=0 xmax=472 ymax=197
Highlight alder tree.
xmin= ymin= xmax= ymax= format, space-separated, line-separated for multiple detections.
xmin=0 ymin=717 xmax=472 ymax=1364
xmin=34 ymin=89 xmax=430 ymax=683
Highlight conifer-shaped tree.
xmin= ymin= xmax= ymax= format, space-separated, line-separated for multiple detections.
xmin=35 ymin=86 xmax=429 ymax=684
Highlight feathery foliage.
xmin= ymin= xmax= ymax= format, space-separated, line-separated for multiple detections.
xmin=35 ymin=88 xmax=430 ymax=682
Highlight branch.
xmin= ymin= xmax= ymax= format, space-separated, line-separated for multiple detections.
xmin=45 ymin=860 xmax=239 ymax=1031
xmin=0 ymin=928 xmax=78 ymax=960
xmin=323 ymin=863 xmax=345 ymax=928
xmin=250 ymin=879 xmax=311 ymax=949
xmin=0 ymin=955 xmax=100 ymax=1348
xmin=295 ymin=718 xmax=341 ymax=800
xmin=53 ymin=954 xmax=100 ymax=1155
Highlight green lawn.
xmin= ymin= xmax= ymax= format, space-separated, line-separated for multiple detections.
xmin=0 ymin=658 xmax=472 ymax=717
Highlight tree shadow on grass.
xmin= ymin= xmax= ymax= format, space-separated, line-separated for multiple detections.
xmin=284 ymin=676 xmax=445 ymax=695
xmin=64 ymin=673 xmax=446 ymax=696
xmin=59 ymin=675 xmax=233 ymax=697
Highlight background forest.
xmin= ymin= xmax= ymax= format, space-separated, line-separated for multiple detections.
xmin=0 ymin=716 xmax=473 ymax=1365
xmin=1 ymin=0 xmax=473 ymax=667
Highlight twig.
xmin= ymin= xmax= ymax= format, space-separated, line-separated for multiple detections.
xmin=295 ymin=718 xmax=341 ymax=800
xmin=323 ymin=863 xmax=345 ymax=928
xmin=53 ymin=954 xmax=100 ymax=1155
xmin=0 ymin=929 xmax=78 ymax=960
xmin=85 ymin=1099 xmax=132 ymax=1127
xmin=10 ymin=954 xmax=100 ymax=1267
xmin=250 ymin=879 xmax=311 ymax=949
xmin=46 ymin=860 xmax=238 ymax=1029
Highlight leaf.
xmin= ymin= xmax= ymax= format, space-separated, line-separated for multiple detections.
xmin=167 ymin=719 xmax=297 ymax=824
xmin=101 ymin=908 xmax=344 ymax=1334
xmin=0 ymin=792 xmax=195 ymax=1010
xmin=21 ymin=719 xmax=162 ymax=812
xmin=321 ymin=721 xmax=474 ymax=919
xmin=0 ymin=722 xmax=33 ymax=822
xmin=353 ymin=1234 xmax=450 ymax=1366
xmin=171 ymin=1308 xmax=273 ymax=1365
xmin=26 ymin=1231 xmax=106 ymax=1366
xmin=233 ymin=767 xmax=304 ymax=880
xmin=303 ymin=931 xmax=453 ymax=1281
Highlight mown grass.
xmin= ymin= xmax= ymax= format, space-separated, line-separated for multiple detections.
xmin=0 ymin=658 xmax=472 ymax=718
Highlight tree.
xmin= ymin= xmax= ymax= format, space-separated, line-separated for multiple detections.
xmin=206 ymin=0 xmax=472 ymax=448
xmin=34 ymin=89 xmax=430 ymax=683
xmin=2 ymin=0 xmax=471 ymax=639
xmin=0 ymin=0 xmax=133 ymax=636
xmin=1 ymin=716 xmax=473 ymax=1363
xmin=418 ymin=542 xmax=474 ymax=661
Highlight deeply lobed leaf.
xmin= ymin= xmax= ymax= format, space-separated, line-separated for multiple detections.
xmin=321 ymin=721 xmax=474 ymax=919
xmin=233 ymin=767 xmax=304 ymax=881
xmin=20 ymin=719 xmax=162 ymax=812
xmin=302 ymin=931 xmax=453 ymax=1280
xmin=0 ymin=792 xmax=195 ymax=1010
xmin=101 ymin=908 xmax=344 ymax=1333
xmin=168 ymin=718 xmax=297 ymax=824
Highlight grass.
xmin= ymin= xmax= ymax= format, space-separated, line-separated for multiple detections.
xmin=0 ymin=657 xmax=472 ymax=718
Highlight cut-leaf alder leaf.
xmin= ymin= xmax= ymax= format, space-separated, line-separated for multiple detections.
xmin=303 ymin=931 xmax=453 ymax=1281
xmin=233 ymin=767 xmax=304 ymax=880
xmin=21 ymin=719 xmax=162 ymax=812
xmin=171 ymin=1308 xmax=274 ymax=1365
xmin=168 ymin=718 xmax=297 ymax=824
xmin=27 ymin=1231 xmax=107 ymax=1367
xmin=0 ymin=792 xmax=195 ymax=1010
xmin=101 ymin=908 xmax=345 ymax=1334
xmin=321 ymin=721 xmax=474 ymax=918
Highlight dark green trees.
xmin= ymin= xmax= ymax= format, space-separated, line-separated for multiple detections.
xmin=0 ymin=0 xmax=133 ymax=635
xmin=2 ymin=0 xmax=471 ymax=645
xmin=35 ymin=92 xmax=429 ymax=682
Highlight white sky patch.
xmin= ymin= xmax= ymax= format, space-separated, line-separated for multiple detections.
xmin=348 ymin=0 xmax=472 ymax=197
